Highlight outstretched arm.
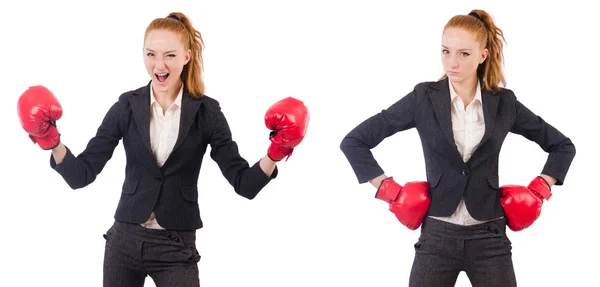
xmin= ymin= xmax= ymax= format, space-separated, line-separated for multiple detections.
xmin=206 ymin=102 xmax=277 ymax=200
xmin=50 ymin=100 xmax=124 ymax=189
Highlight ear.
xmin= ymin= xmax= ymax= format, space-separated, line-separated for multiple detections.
xmin=184 ymin=49 xmax=192 ymax=65
xmin=480 ymin=48 xmax=489 ymax=64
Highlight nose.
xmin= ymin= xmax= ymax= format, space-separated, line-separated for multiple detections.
xmin=154 ymin=57 xmax=167 ymax=69
xmin=448 ymin=55 xmax=459 ymax=69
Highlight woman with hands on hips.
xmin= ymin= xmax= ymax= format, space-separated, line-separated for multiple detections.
xmin=17 ymin=12 xmax=310 ymax=287
xmin=340 ymin=9 xmax=575 ymax=287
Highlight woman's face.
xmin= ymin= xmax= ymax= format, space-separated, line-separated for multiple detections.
xmin=143 ymin=29 xmax=191 ymax=93
xmin=441 ymin=27 xmax=488 ymax=85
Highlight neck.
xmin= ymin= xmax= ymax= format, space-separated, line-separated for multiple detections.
xmin=152 ymin=80 xmax=182 ymax=104
xmin=450 ymin=76 xmax=478 ymax=101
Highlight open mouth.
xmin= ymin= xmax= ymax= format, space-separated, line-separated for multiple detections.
xmin=156 ymin=73 xmax=169 ymax=83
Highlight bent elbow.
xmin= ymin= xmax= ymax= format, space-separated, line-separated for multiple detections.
xmin=569 ymin=141 xmax=576 ymax=157
xmin=339 ymin=137 xmax=347 ymax=152
xmin=236 ymin=188 xmax=259 ymax=200
xmin=242 ymin=193 xmax=258 ymax=200
xmin=340 ymin=135 xmax=354 ymax=154
xmin=64 ymin=174 xmax=95 ymax=190
xmin=340 ymin=135 xmax=367 ymax=157
xmin=561 ymin=138 xmax=576 ymax=159
xmin=66 ymin=182 xmax=85 ymax=190
xmin=66 ymin=180 xmax=90 ymax=190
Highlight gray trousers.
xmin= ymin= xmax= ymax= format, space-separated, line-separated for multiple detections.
xmin=409 ymin=217 xmax=517 ymax=287
xmin=102 ymin=220 xmax=201 ymax=287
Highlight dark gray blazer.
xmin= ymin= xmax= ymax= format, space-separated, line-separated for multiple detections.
xmin=51 ymin=81 xmax=277 ymax=230
xmin=340 ymin=77 xmax=575 ymax=221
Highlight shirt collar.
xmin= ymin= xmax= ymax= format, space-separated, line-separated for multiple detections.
xmin=150 ymin=81 xmax=184 ymax=108
xmin=449 ymin=78 xmax=482 ymax=103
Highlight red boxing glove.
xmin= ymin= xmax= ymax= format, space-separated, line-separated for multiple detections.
xmin=17 ymin=85 xmax=62 ymax=150
xmin=375 ymin=177 xmax=430 ymax=230
xmin=264 ymin=97 xmax=310 ymax=161
xmin=500 ymin=176 xmax=552 ymax=231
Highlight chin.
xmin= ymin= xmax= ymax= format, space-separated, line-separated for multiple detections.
xmin=447 ymin=74 xmax=461 ymax=82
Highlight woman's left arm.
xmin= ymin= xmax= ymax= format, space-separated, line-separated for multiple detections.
xmin=259 ymin=155 xmax=277 ymax=177
xmin=539 ymin=174 xmax=557 ymax=187
xmin=511 ymin=97 xmax=576 ymax=186
xmin=205 ymin=100 xmax=278 ymax=200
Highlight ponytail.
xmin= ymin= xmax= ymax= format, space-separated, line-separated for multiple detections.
xmin=441 ymin=9 xmax=507 ymax=92
xmin=145 ymin=12 xmax=206 ymax=98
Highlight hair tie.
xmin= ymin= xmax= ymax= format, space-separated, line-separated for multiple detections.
xmin=168 ymin=14 xmax=181 ymax=21
xmin=468 ymin=11 xmax=482 ymax=21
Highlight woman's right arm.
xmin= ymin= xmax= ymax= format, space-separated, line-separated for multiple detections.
xmin=50 ymin=99 xmax=125 ymax=189
xmin=368 ymin=174 xmax=389 ymax=189
xmin=51 ymin=142 xmax=67 ymax=164
xmin=339 ymin=89 xmax=419 ymax=187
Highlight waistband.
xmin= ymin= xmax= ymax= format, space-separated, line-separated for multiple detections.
xmin=420 ymin=216 xmax=507 ymax=240
xmin=111 ymin=220 xmax=197 ymax=246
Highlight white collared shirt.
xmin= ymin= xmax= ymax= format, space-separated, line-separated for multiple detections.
xmin=430 ymin=79 xmax=490 ymax=226
xmin=141 ymin=82 xmax=183 ymax=229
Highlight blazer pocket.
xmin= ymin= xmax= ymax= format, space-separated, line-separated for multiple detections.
xmin=122 ymin=179 xmax=139 ymax=195
xmin=486 ymin=175 xmax=499 ymax=190
xmin=181 ymin=186 xmax=198 ymax=202
xmin=426 ymin=172 xmax=442 ymax=188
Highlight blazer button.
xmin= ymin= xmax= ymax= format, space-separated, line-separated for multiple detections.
xmin=461 ymin=170 xmax=468 ymax=175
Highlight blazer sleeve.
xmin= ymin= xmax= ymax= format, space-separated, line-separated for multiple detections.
xmin=49 ymin=99 xmax=124 ymax=189
xmin=340 ymin=88 xmax=419 ymax=183
xmin=510 ymin=98 xmax=576 ymax=185
xmin=205 ymin=100 xmax=277 ymax=199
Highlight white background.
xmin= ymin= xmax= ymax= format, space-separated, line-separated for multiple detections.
xmin=1 ymin=0 xmax=598 ymax=286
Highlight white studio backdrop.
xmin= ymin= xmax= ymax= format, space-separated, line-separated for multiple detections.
xmin=1 ymin=0 xmax=598 ymax=286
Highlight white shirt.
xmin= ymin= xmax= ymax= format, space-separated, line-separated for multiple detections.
xmin=140 ymin=83 xmax=183 ymax=229
xmin=429 ymin=79 xmax=494 ymax=226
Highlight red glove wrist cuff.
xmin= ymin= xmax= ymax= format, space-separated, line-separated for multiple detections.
xmin=31 ymin=126 xmax=61 ymax=150
xmin=528 ymin=176 xmax=552 ymax=200
xmin=267 ymin=143 xmax=293 ymax=162
xmin=375 ymin=177 xmax=403 ymax=203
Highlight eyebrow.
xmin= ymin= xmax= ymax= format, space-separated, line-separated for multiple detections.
xmin=441 ymin=45 xmax=472 ymax=51
xmin=145 ymin=49 xmax=177 ymax=53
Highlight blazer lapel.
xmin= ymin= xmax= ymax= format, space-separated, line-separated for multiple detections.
xmin=130 ymin=83 xmax=153 ymax=154
xmin=171 ymin=92 xmax=202 ymax=154
xmin=429 ymin=78 xmax=457 ymax=151
xmin=159 ymin=91 xmax=203 ymax=170
xmin=476 ymin=88 xmax=500 ymax=148
xmin=129 ymin=82 xmax=203 ymax=170
xmin=429 ymin=78 xmax=473 ymax=167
